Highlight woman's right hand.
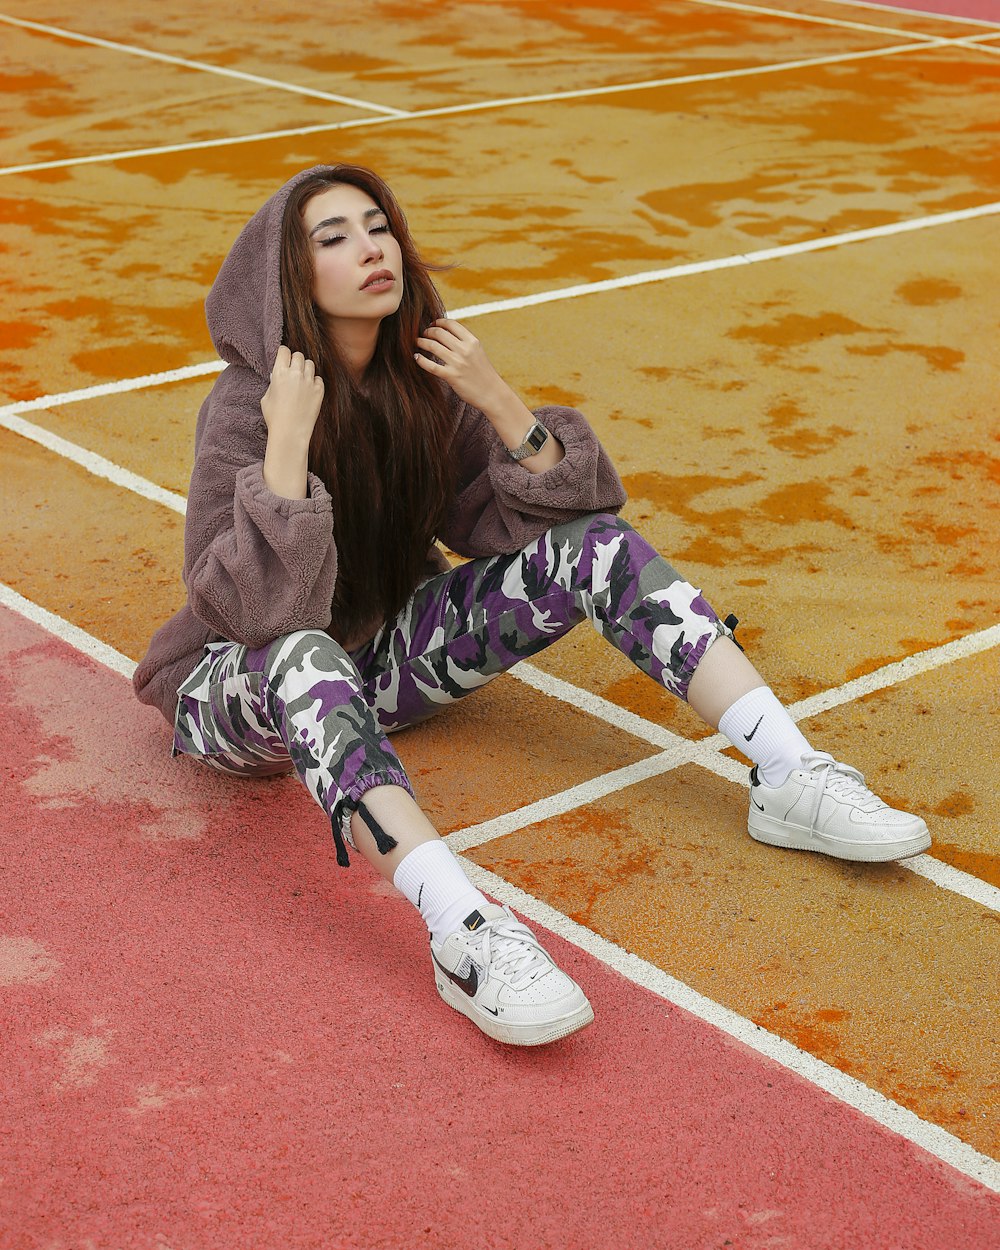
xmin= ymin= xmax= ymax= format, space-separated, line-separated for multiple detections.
xmin=261 ymin=347 xmax=324 ymax=499
xmin=261 ymin=346 xmax=325 ymax=441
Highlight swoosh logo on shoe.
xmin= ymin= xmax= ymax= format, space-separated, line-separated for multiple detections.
xmin=744 ymin=715 xmax=764 ymax=743
xmin=483 ymin=1005 xmax=499 ymax=1016
xmin=432 ymin=951 xmax=478 ymax=998
xmin=752 ymin=796 xmax=765 ymax=811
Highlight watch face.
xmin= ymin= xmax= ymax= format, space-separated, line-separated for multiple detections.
xmin=511 ymin=420 xmax=549 ymax=460
xmin=527 ymin=422 xmax=548 ymax=450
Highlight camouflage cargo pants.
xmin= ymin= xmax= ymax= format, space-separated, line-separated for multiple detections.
xmin=173 ymin=513 xmax=730 ymax=864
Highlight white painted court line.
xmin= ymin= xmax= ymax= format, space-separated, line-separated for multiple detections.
xmin=5 ymin=196 xmax=998 ymax=432
xmin=903 ymin=854 xmax=1000 ymax=913
xmin=0 ymin=13 xmax=410 ymax=117
xmin=956 ymin=35 xmax=1000 ymax=53
xmin=0 ymin=582 xmax=136 ymax=679
xmin=502 ymin=602 xmax=1000 ymax=868
xmin=4 ymin=575 xmax=996 ymax=1189
xmin=510 ymin=661 xmax=686 ymax=750
xmin=449 ymin=200 xmax=1000 ymax=319
xmin=680 ymin=0 xmax=943 ymax=38
xmin=467 ymin=637 xmax=1000 ymax=918
xmin=1 ymin=412 xmax=188 ymax=515
xmin=351 ymin=38 xmax=949 ymax=117
xmin=462 ymin=862 xmax=1000 ymax=1193
xmin=0 ymin=35 xmax=971 ymax=179
xmin=789 ymin=623 xmax=1000 ymax=721
xmin=446 ymin=750 xmax=695 ymax=853
xmin=0 ymin=364 xmax=224 ymax=419
xmin=452 ymin=746 xmax=1000 ymax=912
xmin=820 ymin=0 xmax=1000 ymax=30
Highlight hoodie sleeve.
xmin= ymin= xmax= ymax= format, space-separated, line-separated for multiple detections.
xmin=182 ymin=370 xmax=337 ymax=648
xmin=439 ymin=397 xmax=627 ymax=557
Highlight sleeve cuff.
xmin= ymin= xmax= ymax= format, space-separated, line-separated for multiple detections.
xmin=487 ymin=406 xmax=606 ymax=503
xmin=235 ymin=461 xmax=333 ymax=518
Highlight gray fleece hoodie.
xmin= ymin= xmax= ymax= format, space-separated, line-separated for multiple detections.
xmin=133 ymin=166 xmax=627 ymax=725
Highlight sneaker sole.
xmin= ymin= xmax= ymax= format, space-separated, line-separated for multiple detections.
xmin=748 ymin=812 xmax=931 ymax=863
xmin=434 ymin=975 xmax=594 ymax=1046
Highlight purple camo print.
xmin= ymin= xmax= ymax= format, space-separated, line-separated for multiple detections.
xmin=174 ymin=513 xmax=731 ymax=862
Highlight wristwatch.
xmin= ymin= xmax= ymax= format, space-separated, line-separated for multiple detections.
xmin=509 ymin=419 xmax=549 ymax=462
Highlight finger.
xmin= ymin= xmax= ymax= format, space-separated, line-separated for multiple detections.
xmin=290 ymin=351 xmax=306 ymax=371
xmin=414 ymin=352 xmax=441 ymax=371
xmin=433 ymin=318 xmax=472 ymax=340
xmin=422 ymin=325 xmax=461 ymax=348
xmin=303 ymin=357 xmax=315 ymax=380
xmin=416 ymin=336 xmax=449 ymax=359
xmin=272 ymin=344 xmax=291 ymax=371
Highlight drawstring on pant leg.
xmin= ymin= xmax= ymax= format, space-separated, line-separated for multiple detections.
xmin=356 ymin=799 xmax=399 ymax=856
xmin=331 ymin=817 xmax=352 ymax=868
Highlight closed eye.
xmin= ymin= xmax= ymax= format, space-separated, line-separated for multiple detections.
xmin=318 ymin=223 xmax=389 ymax=247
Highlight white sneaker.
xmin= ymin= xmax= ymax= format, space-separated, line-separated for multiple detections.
xmin=430 ymin=904 xmax=594 ymax=1046
xmin=748 ymin=752 xmax=931 ymax=862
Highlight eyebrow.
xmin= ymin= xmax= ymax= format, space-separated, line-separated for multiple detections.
xmin=308 ymin=206 xmax=387 ymax=237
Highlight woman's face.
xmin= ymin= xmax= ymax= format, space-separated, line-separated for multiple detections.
xmin=302 ymin=182 xmax=404 ymax=329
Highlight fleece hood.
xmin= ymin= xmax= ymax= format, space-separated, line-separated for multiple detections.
xmin=205 ymin=166 xmax=339 ymax=380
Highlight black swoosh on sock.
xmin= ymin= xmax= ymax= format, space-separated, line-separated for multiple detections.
xmin=744 ymin=715 xmax=764 ymax=743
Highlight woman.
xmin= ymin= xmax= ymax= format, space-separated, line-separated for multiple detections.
xmin=135 ymin=165 xmax=930 ymax=1048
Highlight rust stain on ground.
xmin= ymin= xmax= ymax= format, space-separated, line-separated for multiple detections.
xmin=764 ymin=396 xmax=857 ymax=458
xmin=523 ymin=384 xmax=587 ymax=408
xmin=621 ymin=470 xmax=760 ymax=533
xmin=443 ymin=226 xmax=683 ymax=294
xmin=843 ymin=639 xmax=954 ymax=682
xmin=752 ymin=1002 xmax=857 ymax=1072
xmin=728 ymin=312 xmax=871 ymax=349
xmin=598 ymin=670 xmax=716 ymax=739
xmin=903 ymin=515 xmax=979 ymax=548
xmin=41 ymin=294 xmax=207 ymax=380
xmin=917 ymin=448 xmax=1000 ymax=487
xmin=756 ymin=483 xmax=853 ymax=529
xmin=847 ymin=342 xmax=965 ymax=373
xmin=929 ymin=843 xmax=1000 ymax=889
xmin=896 ymin=278 xmax=963 ymax=306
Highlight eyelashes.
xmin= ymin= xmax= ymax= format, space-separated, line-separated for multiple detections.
xmin=318 ymin=223 xmax=391 ymax=249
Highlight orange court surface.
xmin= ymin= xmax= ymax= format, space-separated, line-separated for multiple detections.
xmin=1 ymin=2 xmax=999 ymax=1248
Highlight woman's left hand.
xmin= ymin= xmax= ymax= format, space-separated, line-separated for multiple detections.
xmin=415 ymin=319 xmax=506 ymax=410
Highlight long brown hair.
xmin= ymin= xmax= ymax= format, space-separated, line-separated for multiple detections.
xmin=280 ymin=166 xmax=455 ymax=640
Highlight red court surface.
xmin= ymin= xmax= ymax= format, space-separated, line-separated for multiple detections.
xmin=3 ymin=604 xmax=999 ymax=1250
xmin=2 ymin=0 xmax=999 ymax=1247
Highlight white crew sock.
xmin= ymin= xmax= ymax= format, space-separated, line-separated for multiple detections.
xmin=718 ymin=687 xmax=813 ymax=788
xmin=392 ymin=840 xmax=490 ymax=945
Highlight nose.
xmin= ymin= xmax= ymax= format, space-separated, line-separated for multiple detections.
xmin=360 ymin=232 xmax=383 ymax=264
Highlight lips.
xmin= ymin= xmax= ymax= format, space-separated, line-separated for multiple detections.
xmin=361 ymin=269 xmax=394 ymax=290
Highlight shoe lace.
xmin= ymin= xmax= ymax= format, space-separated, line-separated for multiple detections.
xmin=474 ymin=916 xmax=550 ymax=990
xmin=800 ymin=751 xmax=884 ymax=831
